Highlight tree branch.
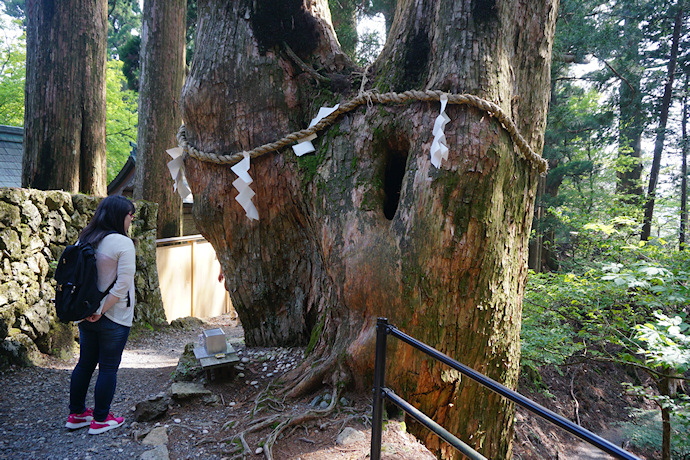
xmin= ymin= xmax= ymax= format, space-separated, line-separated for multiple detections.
xmin=594 ymin=55 xmax=636 ymax=99
xmin=281 ymin=42 xmax=331 ymax=84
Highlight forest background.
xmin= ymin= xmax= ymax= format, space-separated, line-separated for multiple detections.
xmin=1 ymin=0 xmax=689 ymax=458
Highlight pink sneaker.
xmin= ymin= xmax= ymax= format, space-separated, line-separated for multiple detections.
xmin=88 ymin=413 xmax=124 ymax=434
xmin=65 ymin=408 xmax=93 ymax=429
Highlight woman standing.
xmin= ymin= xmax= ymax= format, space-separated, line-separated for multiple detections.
xmin=64 ymin=196 xmax=136 ymax=435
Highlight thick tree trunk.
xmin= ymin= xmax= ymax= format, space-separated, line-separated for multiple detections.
xmin=22 ymin=0 xmax=108 ymax=195
xmin=181 ymin=1 xmax=557 ymax=458
xmin=133 ymin=0 xmax=186 ymax=238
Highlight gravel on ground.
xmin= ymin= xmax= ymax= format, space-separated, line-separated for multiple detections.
xmin=0 ymin=314 xmax=434 ymax=460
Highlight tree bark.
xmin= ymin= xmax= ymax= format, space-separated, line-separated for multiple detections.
xmin=181 ymin=1 xmax=557 ymax=458
xmin=641 ymin=1 xmax=684 ymax=241
xmin=22 ymin=0 xmax=108 ymax=195
xmin=681 ymin=76 xmax=688 ymax=250
xmin=133 ymin=0 xmax=186 ymax=238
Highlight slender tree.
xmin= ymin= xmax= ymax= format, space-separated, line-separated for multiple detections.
xmin=641 ymin=0 xmax=685 ymax=241
xmin=681 ymin=74 xmax=688 ymax=249
xmin=180 ymin=0 xmax=557 ymax=457
xmin=133 ymin=0 xmax=186 ymax=238
xmin=22 ymin=0 xmax=109 ymax=195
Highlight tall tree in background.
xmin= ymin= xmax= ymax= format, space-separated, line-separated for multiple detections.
xmin=181 ymin=0 xmax=557 ymax=457
xmin=107 ymin=0 xmax=141 ymax=57
xmin=641 ymin=0 xmax=685 ymax=241
xmin=680 ymin=75 xmax=688 ymax=249
xmin=328 ymin=0 xmax=357 ymax=57
xmin=22 ymin=0 xmax=108 ymax=194
xmin=613 ymin=1 xmax=646 ymax=205
xmin=133 ymin=0 xmax=186 ymax=238
xmin=531 ymin=0 xmax=615 ymax=271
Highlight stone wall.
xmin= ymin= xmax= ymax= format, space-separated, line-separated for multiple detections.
xmin=0 ymin=188 xmax=166 ymax=368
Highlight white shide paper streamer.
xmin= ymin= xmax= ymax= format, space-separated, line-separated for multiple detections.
xmin=230 ymin=152 xmax=259 ymax=221
xmin=430 ymin=94 xmax=450 ymax=168
xmin=166 ymin=147 xmax=193 ymax=202
xmin=292 ymin=104 xmax=340 ymax=156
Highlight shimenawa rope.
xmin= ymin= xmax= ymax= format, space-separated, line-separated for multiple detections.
xmin=176 ymin=89 xmax=548 ymax=175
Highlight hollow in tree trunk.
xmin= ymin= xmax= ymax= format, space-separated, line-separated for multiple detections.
xmin=181 ymin=1 xmax=557 ymax=458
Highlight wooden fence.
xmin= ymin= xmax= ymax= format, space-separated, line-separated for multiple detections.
xmin=156 ymin=235 xmax=234 ymax=321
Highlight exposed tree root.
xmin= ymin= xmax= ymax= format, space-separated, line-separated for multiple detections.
xmin=284 ymin=355 xmax=339 ymax=398
xmin=210 ymin=382 xmax=343 ymax=459
xmin=201 ymin=329 xmax=358 ymax=459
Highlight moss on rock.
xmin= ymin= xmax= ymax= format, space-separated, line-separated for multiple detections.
xmin=0 ymin=190 xmax=164 ymax=369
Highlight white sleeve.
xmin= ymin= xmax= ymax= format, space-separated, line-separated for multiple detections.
xmin=108 ymin=238 xmax=136 ymax=301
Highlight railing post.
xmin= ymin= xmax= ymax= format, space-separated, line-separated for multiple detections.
xmin=370 ymin=317 xmax=389 ymax=460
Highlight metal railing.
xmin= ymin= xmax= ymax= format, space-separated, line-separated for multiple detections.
xmin=371 ymin=317 xmax=640 ymax=460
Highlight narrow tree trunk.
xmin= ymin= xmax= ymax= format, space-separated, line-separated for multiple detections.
xmin=22 ymin=0 xmax=108 ymax=195
xmin=641 ymin=1 xmax=684 ymax=241
xmin=181 ymin=1 xmax=557 ymax=458
xmin=528 ymin=176 xmax=545 ymax=272
xmin=657 ymin=376 xmax=676 ymax=460
xmin=681 ymin=75 xmax=688 ymax=250
xmin=133 ymin=0 xmax=186 ymax=238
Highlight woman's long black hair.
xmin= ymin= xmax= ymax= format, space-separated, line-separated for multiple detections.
xmin=79 ymin=196 xmax=135 ymax=244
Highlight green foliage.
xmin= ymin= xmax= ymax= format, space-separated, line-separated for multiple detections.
xmin=327 ymin=0 xmax=386 ymax=66
xmin=0 ymin=0 xmax=24 ymax=21
xmin=535 ymin=84 xmax=618 ymax=270
xmin=105 ymin=59 xmax=138 ymax=182
xmin=186 ymin=0 xmax=197 ymax=63
xmin=522 ymin=269 xmax=635 ymax=367
xmin=524 ymin=221 xmax=690 ymax=458
xmin=633 ymin=312 xmax=690 ymax=371
xmin=329 ymin=0 xmax=358 ymax=57
xmin=360 ymin=0 xmax=395 ymax=34
xmin=520 ymin=293 xmax=585 ymax=367
xmin=616 ymin=409 xmax=665 ymax=453
xmin=0 ymin=20 xmax=25 ymax=126
xmin=355 ymin=28 xmax=384 ymax=66
xmin=107 ymin=0 xmax=141 ymax=58
xmin=118 ymin=35 xmax=140 ymax=91
xmin=523 ymin=221 xmax=690 ymax=362
xmin=619 ymin=394 xmax=690 ymax=457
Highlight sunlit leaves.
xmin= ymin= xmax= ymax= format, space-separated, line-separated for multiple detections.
xmin=0 ymin=28 xmax=25 ymax=126
xmin=634 ymin=311 xmax=690 ymax=371
xmin=105 ymin=59 xmax=138 ymax=182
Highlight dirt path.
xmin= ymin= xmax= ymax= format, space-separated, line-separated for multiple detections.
xmin=0 ymin=316 xmax=434 ymax=460
xmin=0 ymin=321 xmax=199 ymax=460
xmin=1 ymin=314 xmax=646 ymax=460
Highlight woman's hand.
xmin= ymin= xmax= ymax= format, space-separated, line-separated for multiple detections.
xmin=85 ymin=313 xmax=102 ymax=322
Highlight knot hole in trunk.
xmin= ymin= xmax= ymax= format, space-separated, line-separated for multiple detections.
xmin=382 ymin=136 xmax=410 ymax=220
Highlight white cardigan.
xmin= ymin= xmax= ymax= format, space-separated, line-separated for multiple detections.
xmin=94 ymin=233 xmax=136 ymax=327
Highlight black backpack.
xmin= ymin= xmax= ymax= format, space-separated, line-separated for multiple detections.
xmin=53 ymin=240 xmax=115 ymax=323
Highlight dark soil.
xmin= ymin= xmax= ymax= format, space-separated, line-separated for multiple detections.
xmin=514 ymin=361 xmax=658 ymax=459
